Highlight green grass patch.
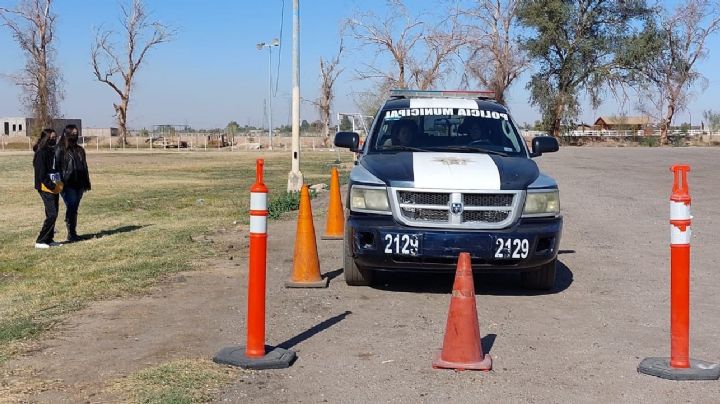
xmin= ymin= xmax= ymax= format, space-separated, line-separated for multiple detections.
xmin=110 ymin=359 xmax=238 ymax=404
xmin=0 ymin=151 xmax=354 ymax=360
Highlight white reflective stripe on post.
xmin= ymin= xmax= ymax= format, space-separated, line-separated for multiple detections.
xmin=670 ymin=225 xmax=691 ymax=245
xmin=670 ymin=201 xmax=691 ymax=220
xmin=250 ymin=193 xmax=268 ymax=211
xmin=250 ymin=215 xmax=267 ymax=234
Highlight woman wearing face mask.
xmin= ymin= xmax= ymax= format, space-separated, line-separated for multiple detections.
xmin=33 ymin=128 xmax=63 ymax=248
xmin=60 ymin=124 xmax=91 ymax=242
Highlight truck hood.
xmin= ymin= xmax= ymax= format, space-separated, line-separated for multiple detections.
xmin=360 ymin=152 xmax=539 ymax=190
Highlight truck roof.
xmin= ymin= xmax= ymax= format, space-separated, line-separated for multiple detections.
xmin=380 ymin=98 xmax=509 ymax=113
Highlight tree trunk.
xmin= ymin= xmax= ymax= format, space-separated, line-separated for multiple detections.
xmin=322 ymin=120 xmax=330 ymax=147
xmin=117 ymin=97 xmax=129 ymax=145
xmin=550 ymin=94 xmax=566 ymax=137
xmin=660 ymin=102 xmax=676 ymax=146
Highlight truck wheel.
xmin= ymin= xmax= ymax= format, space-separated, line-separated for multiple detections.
xmin=344 ymin=230 xmax=372 ymax=286
xmin=521 ymin=259 xmax=557 ymax=290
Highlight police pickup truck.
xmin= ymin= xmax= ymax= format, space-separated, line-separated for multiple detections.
xmin=334 ymin=90 xmax=562 ymax=289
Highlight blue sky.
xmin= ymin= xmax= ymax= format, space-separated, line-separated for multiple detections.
xmin=1 ymin=0 xmax=719 ymax=129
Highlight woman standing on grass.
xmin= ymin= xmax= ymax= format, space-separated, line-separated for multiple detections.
xmin=60 ymin=124 xmax=91 ymax=242
xmin=33 ymin=128 xmax=63 ymax=248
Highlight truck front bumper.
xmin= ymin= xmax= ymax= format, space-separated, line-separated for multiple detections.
xmin=348 ymin=214 xmax=562 ymax=273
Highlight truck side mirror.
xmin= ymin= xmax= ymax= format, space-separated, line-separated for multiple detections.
xmin=531 ymin=136 xmax=559 ymax=157
xmin=335 ymin=131 xmax=360 ymax=152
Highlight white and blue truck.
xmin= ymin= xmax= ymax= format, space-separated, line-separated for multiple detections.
xmin=334 ymin=90 xmax=562 ymax=289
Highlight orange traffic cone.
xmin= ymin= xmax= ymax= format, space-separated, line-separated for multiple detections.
xmin=322 ymin=167 xmax=344 ymax=240
xmin=285 ymin=185 xmax=329 ymax=288
xmin=432 ymin=252 xmax=492 ymax=371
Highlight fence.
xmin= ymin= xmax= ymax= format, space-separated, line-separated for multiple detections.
xmin=0 ymin=133 xmax=338 ymax=152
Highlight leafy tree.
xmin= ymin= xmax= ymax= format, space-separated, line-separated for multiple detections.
xmin=703 ymin=110 xmax=720 ymax=132
xmin=339 ymin=115 xmax=353 ymax=131
xmin=300 ymin=119 xmax=310 ymax=132
xmin=516 ymin=0 xmax=650 ymax=136
xmin=226 ymin=120 xmax=240 ymax=134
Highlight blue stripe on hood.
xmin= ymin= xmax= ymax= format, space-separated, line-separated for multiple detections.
xmin=360 ymin=152 xmax=414 ymax=186
xmin=489 ymin=155 xmax=540 ymax=190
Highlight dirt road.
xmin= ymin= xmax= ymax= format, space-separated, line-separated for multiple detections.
xmin=4 ymin=147 xmax=720 ymax=403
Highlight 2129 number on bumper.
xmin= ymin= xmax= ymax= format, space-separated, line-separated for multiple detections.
xmin=383 ymin=233 xmax=420 ymax=255
xmin=495 ymin=238 xmax=529 ymax=259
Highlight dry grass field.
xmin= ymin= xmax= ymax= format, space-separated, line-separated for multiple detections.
xmin=0 ymin=150 xmax=353 ymax=365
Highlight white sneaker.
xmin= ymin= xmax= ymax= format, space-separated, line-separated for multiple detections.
xmin=49 ymin=242 xmax=63 ymax=247
xmin=35 ymin=243 xmax=50 ymax=249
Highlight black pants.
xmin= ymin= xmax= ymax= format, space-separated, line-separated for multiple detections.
xmin=61 ymin=187 xmax=84 ymax=237
xmin=37 ymin=191 xmax=59 ymax=244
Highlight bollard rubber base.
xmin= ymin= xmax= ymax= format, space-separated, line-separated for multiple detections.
xmin=638 ymin=357 xmax=720 ymax=380
xmin=285 ymin=278 xmax=329 ymax=288
xmin=320 ymin=234 xmax=343 ymax=240
xmin=213 ymin=345 xmax=296 ymax=370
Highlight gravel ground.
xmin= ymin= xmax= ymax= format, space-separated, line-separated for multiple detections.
xmin=219 ymin=147 xmax=720 ymax=403
xmin=3 ymin=147 xmax=719 ymax=403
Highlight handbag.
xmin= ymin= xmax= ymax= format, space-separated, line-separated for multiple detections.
xmin=40 ymin=153 xmax=64 ymax=194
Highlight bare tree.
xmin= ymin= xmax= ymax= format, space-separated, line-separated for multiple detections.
xmin=345 ymin=0 xmax=466 ymax=92
xmin=314 ymin=40 xmax=344 ymax=146
xmin=91 ymin=0 xmax=173 ymax=144
xmin=628 ymin=0 xmax=720 ymax=145
xmin=0 ymin=0 xmax=61 ymax=133
xmin=463 ymin=0 xmax=528 ymax=105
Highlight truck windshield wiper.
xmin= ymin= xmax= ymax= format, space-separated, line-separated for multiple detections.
xmin=382 ymin=145 xmax=429 ymax=152
xmin=434 ymin=145 xmax=509 ymax=157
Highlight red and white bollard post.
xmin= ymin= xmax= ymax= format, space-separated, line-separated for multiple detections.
xmin=638 ymin=165 xmax=719 ymax=380
xmin=247 ymin=159 xmax=269 ymax=357
xmin=213 ymin=159 xmax=296 ymax=370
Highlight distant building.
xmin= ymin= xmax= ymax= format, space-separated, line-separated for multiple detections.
xmin=575 ymin=123 xmax=592 ymax=131
xmin=84 ymin=127 xmax=119 ymax=137
xmin=1 ymin=117 xmax=82 ymax=137
xmin=593 ymin=116 xmax=650 ymax=132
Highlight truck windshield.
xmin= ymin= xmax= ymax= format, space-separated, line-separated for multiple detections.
xmin=370 ymin=109 xmax=525 ymax=156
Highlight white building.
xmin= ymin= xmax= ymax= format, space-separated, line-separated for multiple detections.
xmin=1 ymin=117 xmax=29 ymax=136
xmin=1 ymin=117 xmax=82 ymax=137
xmin=84 ymin=127 xmax=119 ymax=137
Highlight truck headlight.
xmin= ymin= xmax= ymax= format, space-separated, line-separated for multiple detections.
xmin=523 ymin=190 xmax=560 ymax=216
xmin=350 ymin=186 xmax=390 ymax=213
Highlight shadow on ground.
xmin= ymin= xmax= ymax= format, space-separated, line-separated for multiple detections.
xmin=82 ymin=225 xmax=148 ymax=240
xmin=322 ymin=268 xmax=344 ymax=282
xmin=482 ymin=334 xmax=497 ymax=354
xmin=278 ymin=311 xmax=352 ymax=350
xmin=370 ymin=260 xmax=573 ymax=296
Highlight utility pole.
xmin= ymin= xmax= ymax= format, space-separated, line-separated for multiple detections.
xmin=287 ymin=0 xmax=304 ymax=191
xmin=257 ymin=39 xmax=280 ymax=150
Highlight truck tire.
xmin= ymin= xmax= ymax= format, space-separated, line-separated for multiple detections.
xmin=344 ymin=229 xmax=372 ymax=286
xmin=521 ymin=259 xmax=557 ymax=290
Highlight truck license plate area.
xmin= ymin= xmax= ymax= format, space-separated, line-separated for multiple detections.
xmin=382 ymin=233 xmax=421 ymax=256
xmin=494 ymin=237 xmax=530 ymax=259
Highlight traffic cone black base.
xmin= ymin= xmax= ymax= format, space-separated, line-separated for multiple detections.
xmin=213 ymin=345 xmax=296 ymax=370
xmin=638 ymin=357 xmax=720 ymax=381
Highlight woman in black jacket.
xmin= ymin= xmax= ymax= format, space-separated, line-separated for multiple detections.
xmin=33 ymin=128 xmax=62 ymax=248
xmin=60 ymin=125 xmax=91 ymax=242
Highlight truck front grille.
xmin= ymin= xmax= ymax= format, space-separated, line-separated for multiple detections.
xmin=462 ymin=210 xmax=509 ymax=223
xmin=463 ymin=193 xmax=514 ymax=207
xmin=398 ymin=191 xmax=450 ymax=206
xmin=400 ymin=207 xmax=449 ymax=222
xmin=393 ymin=188 xmax=521 ymax=229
